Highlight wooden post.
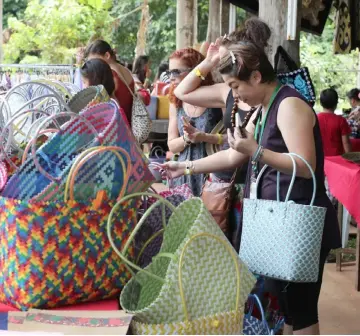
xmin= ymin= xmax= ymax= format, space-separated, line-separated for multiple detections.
xmin=0 ymin=0 xmax=3 ymax=63
xmin=176 ymin=0 xmax=195 ymax=49
xmin=135 ymin=0 xmax=149 ymax=59
xmin=258 ymin=0 xmax=301 ymax=68
xmin=193 ymin=0 xmax=198 ymax=45
xmin=221 ymin=0 xmax=230 ymax=36
xmin=206 ymin=0 xmax=221 ymax=42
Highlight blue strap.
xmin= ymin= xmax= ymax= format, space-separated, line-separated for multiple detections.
xmin=245 ymin=294 xmax=271 ymax=334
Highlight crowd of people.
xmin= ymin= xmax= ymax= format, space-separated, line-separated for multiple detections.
xmin=74 ymin=17 xmax=360 ymax=334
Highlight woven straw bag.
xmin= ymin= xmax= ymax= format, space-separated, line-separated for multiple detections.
xmin=117 ymin=71 xmax=152 ymax=144
xmin=240 ymin=153 xmax=326 ymax=282
xmin=108 ymin=195 xmax=256 ymax=334
xmin=0 ymin=146 xmax=138 ymax=310
xmin=67 ymin=85 xmax=110 ymax=113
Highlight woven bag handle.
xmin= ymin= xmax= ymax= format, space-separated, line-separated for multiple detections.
xmin=63 ymin=145 xmax=132 ymax=202
xmin=107 ymin=192 xmax=177 ymax=281
xmin=178 ymin=232 xmax=242 ymax=332
xmin=31 ymin=112 xmax=100 ymax=183
xmin=22 ymin=128 xmax=59 ymax=164
xmin=0 ymin=109 xmax=56 ymax=171
xmin=245 ymin=294 xmax=271 ymax=334
xmin=255 ymin=152 xmax=317 ymax=205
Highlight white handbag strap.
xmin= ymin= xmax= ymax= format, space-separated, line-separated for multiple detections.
xmin=255 ymin=152 xmax=317 ymax=205
xmin=115 ymin=67 xmax=138 ymax=100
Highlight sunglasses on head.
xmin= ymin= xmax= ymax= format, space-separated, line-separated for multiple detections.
xmin=166 ymin=68 xmax=193 ymax=78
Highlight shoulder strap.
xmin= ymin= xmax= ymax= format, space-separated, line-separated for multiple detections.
xmin=115 ymin=68 xmax=137 ymax=99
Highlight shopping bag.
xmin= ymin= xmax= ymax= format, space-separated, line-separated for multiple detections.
xmin=0 ymin=146 xmax=137 ymax=310
xmin=240 ymin=153 xmax=326 ymax=282
xmin=107 ymin=195 xmax=256 ymax=334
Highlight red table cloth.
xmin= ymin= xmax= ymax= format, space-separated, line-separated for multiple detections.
xmin=324 ymin=156 xmax=360 ymax=227
xmin=351 ymin=139 xmax=360 ymax=152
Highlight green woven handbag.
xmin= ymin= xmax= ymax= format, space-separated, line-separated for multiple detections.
xmin=107 ymin=195 xmax=256 ymax=329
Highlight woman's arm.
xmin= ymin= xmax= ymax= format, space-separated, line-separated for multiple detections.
xmin=174 ymin=59 xmax=230 ymax=108
xmin=167 ymin=104 xmax=188 ymax=154
xmin=258 ymin=98 xmax=317 ymax=179
xmin=342 ymin=135 xmax=352 ymax=153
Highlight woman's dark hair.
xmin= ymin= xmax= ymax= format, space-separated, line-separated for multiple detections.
xmin=219 ymin=18 xmax=275 ymax=83
xmin=222 ymin=17 xmax=272 ymax=50
xmin=84 ymin=40 xmax=116 ymax=60
xmin=347 ymin=88 xmax=360 ymax=101
xmin=133 ymin=55 xmax=149 ymax=84
xmin=81 ymin=58 xmax=115 ymax=96
xmin=156 ymin=62 xmax=169 ymax=81
xmin=320 ymin=88 xmax=338 ymax=110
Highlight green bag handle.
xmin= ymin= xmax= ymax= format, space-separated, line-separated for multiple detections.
xmin=107 ymin=192 xmax=177 ymax=282
xmin=177 ymin=232 xmax=242 ymax=333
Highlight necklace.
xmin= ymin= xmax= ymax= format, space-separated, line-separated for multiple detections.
xmin=230 ymin=96 xmax=258 ymax=136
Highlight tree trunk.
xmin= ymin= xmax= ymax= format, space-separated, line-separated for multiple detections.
xmin=221 ymin=0 xmax=230 ymax=36
xmin=258 ymin=0 xmax=301 ymax=69
xmin=176 ymin=0 xmax=195 ymax=49
xmin=135 ymin=0 xmax=149 ymax=58
xmin=206 ymin=0 xmax=221 ymax=42
xmin=193 ymin=0 xmax=198 ymax=45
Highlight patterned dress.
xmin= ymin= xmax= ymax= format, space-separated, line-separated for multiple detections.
xmin=173 ymin=106 xmax=222 ymax=196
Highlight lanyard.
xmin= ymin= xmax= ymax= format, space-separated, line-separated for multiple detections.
xmin=255 ymin=83 xmax=283 ymax=144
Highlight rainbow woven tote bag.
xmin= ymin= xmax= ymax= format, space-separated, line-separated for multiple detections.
xmin=0 ymin=146 xmax=138 ymax=310
xmin=2 ymin=102 xmax=154 ymax=201
xmin=108 ymin=195 xmax=256 ymax=335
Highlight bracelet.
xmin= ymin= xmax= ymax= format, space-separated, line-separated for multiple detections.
xmin=216 ymin=133 xmax=223 ymax=145
xmin=184 ymin=161 xmax=195 ymax=175
xmin=183 ymin=134 xmax=191 ymax=147
xmin=251 ymin=145 xmax=264 ymax=165
xmin=193 ymin=68 xmax=205 ymax=80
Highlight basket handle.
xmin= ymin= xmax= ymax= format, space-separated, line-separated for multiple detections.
xmin=63 ymin=146 xmax=132 ymax=202
xmin=107 ymin=192 xmax=177 ymax=281
xmin=0 ymin=109 xmax=56 ymax=171
xmin=178 ymin=232 xmax=242 ymax=332
xmin=31 ymin=112 xmax=100 ymax=183
xmin=21 ymin=129 xmax=59 ymax=164
xmin=245 ymin=294 xmax=271 ymax=334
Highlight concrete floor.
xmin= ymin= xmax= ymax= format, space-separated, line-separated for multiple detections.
xmin=319 ymin=264 xmax=360 ymax=334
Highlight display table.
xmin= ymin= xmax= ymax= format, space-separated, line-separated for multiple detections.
xmin=324 ymin=156 xmax=360 ymax=290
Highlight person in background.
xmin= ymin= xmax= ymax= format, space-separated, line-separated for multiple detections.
xmin=85 ymin=40 xmax=135 ymax=125
xmin=133 ymin=55 xmax=152 ymax=91
xmin=80 ymin=58 xmax=129 ymax=126
xmin=81 ymin=59 xmax=115 ymax=97
xmin=318 ymin=88 xmax=351 ymax=156
xmin=346 ymin=88 xmax=360 ymax=138
xmin=151 ymin=62 xmax=170 ymax=96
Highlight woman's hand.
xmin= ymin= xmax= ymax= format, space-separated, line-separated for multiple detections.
xmin=158 ymin=161 xmax=186 ymax=179
xmin=227 ymin=127 xmax=258 ymax=156
xmin=183 ymin=118 xmax=204 ymax=143
xmin=205 ymin=38 xmax=222 ymax=68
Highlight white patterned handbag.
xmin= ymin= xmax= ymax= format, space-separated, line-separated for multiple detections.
xmin=117 ymin=71 xmax=152 ymax=144
xmin=240 ymin=153 xmax=326 ymax=283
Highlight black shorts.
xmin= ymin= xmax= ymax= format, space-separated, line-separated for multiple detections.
xmin=264 ymin=248 xmax=330 ymax=331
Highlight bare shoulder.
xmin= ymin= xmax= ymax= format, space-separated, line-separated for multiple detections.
xmin=278 ymin=96 xmax=315 ymax=125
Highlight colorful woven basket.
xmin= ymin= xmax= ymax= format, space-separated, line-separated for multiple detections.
xmin=107 ymin=195 xmax=256 ymax=334
xmin=0 ymin=146 xmax=137 ymax=310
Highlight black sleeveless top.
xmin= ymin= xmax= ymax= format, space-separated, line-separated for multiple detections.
xmin=250 ymin=86 xmax=341 ymax=249
xmin=223 ymin=90 xmax=250 ymax=184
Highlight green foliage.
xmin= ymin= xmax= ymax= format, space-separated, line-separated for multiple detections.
xmin=3 ymin=0 xmax=113 ymax=64
xmin=300 ymin=13 xmax=359 ymax=111
xmin=3 ymin=0 xmax=28 ymax=28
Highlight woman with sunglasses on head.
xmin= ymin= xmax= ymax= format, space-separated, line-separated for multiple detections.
xmin=167 ymin=47 xmax=229 ymax=197
xmin=161 ymin=20 xmax=341 ymax=335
